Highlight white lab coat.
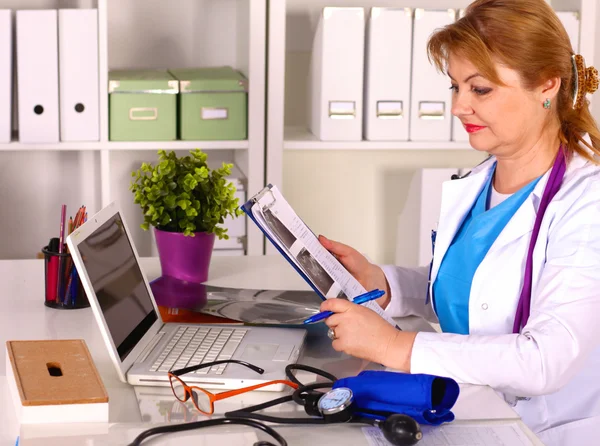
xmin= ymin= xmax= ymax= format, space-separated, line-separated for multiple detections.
xmin=382 ymin=151 xmax=600 ymax=445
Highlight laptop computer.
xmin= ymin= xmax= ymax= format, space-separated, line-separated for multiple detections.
xmin=66 ymin=202 xmax=307 ymax=391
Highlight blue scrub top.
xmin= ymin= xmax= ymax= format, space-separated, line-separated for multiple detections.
xmin=432 ymin=166 xmax=542 ymax=334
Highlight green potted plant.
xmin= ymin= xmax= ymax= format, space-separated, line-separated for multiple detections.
xmin=130 ymin=149 xmax=243 ymax=283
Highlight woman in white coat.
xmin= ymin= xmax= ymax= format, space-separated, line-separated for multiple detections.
xmin=318 ymin=1 xmax=600 ymax=444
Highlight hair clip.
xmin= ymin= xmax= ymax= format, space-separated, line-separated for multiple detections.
xmin=571 ymin=54 xmax=599 ymax=110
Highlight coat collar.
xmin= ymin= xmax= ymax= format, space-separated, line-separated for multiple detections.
xmin=430 ymin=150 xmax=590 ymax=285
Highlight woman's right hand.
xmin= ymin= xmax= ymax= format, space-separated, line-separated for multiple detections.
xmin=318 ymin=235 xmax=391 ymax=309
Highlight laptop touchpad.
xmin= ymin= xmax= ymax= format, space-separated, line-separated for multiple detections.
xmin=241 ymin=344 xmax=278 ymax=361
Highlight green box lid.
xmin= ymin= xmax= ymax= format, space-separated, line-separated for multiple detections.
xmin=168 ymin=66 xmax=248 ymax=93
xmin=108 ymin=70 xmax=179 ymax=94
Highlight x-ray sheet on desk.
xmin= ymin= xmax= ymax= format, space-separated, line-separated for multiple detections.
xmin=363 ymin=422 xmax=534 ymax=446
xmin=201 ymin=286 xmax=323 ymax=325
xmin=150 ymin=275 xmax=322 ymax=325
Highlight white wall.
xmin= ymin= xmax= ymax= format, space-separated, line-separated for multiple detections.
xmin=107 ymin=0 xmax=240 ymax=71
xmin=283 ymin=150 xmax=486 ymax=265
xmin=0 ymin=151 xmax=101 ymax=258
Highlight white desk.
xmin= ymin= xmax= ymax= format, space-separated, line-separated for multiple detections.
xmin=0 ymin=256 xmax=543 ymax=446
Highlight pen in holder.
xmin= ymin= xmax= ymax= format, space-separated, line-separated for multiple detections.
xmin=42 ymin=245 xmax=89 ymax=309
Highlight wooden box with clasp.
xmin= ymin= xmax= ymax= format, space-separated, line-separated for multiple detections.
xmin=5 ymin=339 xmax=109 ymax=424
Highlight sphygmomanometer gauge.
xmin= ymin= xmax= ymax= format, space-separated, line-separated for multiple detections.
xmin=317 ymin=387 xmax=355 ymax=422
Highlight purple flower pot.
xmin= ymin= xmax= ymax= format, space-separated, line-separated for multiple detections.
xmin=150 ymin=275 xmax=208 ymax=310
xmin=154 ymin=228 xmax=215 ymax=283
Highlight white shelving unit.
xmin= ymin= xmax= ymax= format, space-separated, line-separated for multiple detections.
xmin=265 ymin=0 xmax=599 ymax=262
xmin=0 ymin=141 xmax=249 ymax=151
xmin=1 ymin=0 xmax=598 ymax=261
xmin=266 ymin=0 xmax=480 ymax=191
xmin=267 ymin=0 xmax=599 ymax=184
xmin=284 ymin=126 xmax=473 ymax=150
xmin=0 ymin=0 xmax=266 ymax=259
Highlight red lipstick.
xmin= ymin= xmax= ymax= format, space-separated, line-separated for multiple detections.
xmin=464 ymin=124 xmax=486 ymax=133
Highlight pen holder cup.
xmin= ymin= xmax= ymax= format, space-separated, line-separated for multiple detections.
xmin=42 ymin=246 xmax=89 ymax=309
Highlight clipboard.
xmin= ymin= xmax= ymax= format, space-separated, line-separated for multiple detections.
xmin=241 ymin=184 xmax=329 ymax=301
xmin=242 ymin=184 xmax=400 ymax=328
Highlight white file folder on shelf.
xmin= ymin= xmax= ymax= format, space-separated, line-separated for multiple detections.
xmin=58 ymin=9 xmax=99 ymax=142
xmin=410 ymin=9 xmax=455 ymax=141
xmin=364 ymin=8 xmax=412 ymax=141
xmin=214 ymin=174 xmax=246 ymax=255
xmin=308 ymin=7 xmax=365 ymax=141
xmin=16 ymin=10 xmax=59 ymax=143
xmin=0 ymin=10 xmax=11 ymax=143
xmin=556 ymin=11 xmax=580 ymax=53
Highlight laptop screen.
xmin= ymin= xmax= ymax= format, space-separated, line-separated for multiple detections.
xmin=78 ymin=212 xmax=157 ymax=361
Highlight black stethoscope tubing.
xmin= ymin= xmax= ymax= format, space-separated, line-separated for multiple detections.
xmin=127 ymin=417 xmax=288 ymax=446
xmin=225 ymin=364 xmax=338 ymax=424
xmin=126 ymin=364 xmax=388 ymax=446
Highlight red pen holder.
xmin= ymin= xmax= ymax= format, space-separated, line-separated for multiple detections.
xmin=42 ymin=246 xmax=89 ymax=309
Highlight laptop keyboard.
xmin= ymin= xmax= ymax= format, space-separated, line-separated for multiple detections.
xmin=150 ymin=326 xmax=248 ymax=375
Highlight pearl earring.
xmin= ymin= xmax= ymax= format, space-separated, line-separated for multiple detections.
xmin=543 ymin=98 xmax=551 ymax=109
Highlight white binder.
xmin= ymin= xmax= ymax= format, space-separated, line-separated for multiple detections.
xmin=410 ymin=9 xmax=455 ymax=141
xmin=556 ymin=11 xmax=579 ymax=53
xmin=16 ymin=10 xmax=59 ymax=143
xmin=0 ymin=10 xmax=11 ymax=143
xmin=308 ymin=7 xmax=365 ymax=141
xmin=58 ymin=9 xmax=99 ymax=142
xmin=214 ymin=179 xmax=247 ymax=253
xmin=364 ymin=8 xmax=412 ymax=141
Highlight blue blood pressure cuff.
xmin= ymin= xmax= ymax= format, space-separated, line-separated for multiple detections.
xmin=333 ymin=370 xmax=460 ymax=425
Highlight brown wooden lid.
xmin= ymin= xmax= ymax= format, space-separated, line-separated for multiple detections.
xmin=6 ymin=339 xmax=109 ymax=406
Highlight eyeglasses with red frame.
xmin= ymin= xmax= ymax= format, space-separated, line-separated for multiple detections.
xmin=168 ymin=359 xmax=299 ymax=415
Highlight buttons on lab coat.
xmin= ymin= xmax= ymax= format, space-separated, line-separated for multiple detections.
xmin=481 ymin=303 xmax=488 ymax=310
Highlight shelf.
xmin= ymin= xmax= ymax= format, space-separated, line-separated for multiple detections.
xmin=106 ymin=140 xmax=249 ymax=150
xmin=0 ymin=139 xmax=249 ymax=151
xmin=283 ymin=127 xmax=473 ymax=150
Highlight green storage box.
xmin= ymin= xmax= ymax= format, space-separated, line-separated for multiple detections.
xmin=108 ymin=70 xmax=178 ymax=141
xmin=169 ymin=67 xmax=248 ymax=140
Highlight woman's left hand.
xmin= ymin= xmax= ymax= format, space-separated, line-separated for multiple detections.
xmin=320 ymin=298 xmax=418 ymax=372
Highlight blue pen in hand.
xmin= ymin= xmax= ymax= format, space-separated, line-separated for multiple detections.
xmin=302 ymin=289 xmax=386 ymax=324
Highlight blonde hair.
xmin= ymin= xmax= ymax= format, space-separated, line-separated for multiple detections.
xmin=427 ymin=0 xmax=600 ymax=162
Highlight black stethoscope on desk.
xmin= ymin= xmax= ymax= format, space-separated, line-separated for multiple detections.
xmin=127 ymin=364 xmax=423 ymax=446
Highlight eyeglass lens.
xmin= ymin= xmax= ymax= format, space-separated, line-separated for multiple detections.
xmin=170 ymin=376 xmax=187 ymax=401
xmin=190 ymin=388 xmax=212 ymax=413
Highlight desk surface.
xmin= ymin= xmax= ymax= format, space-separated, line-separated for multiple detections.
xmin=0 ymin=256 xmax=542 ymax=446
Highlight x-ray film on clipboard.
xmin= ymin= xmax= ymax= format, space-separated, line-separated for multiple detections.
xmin=254 ymin=188 xmax=346 ymax=299
xmin=245 ymin=184 xmax=398 ymax=328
